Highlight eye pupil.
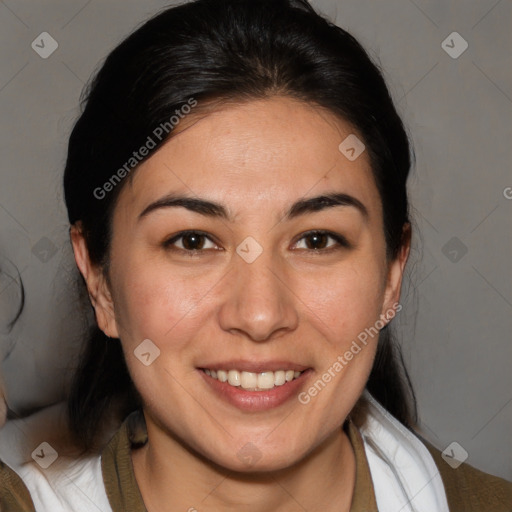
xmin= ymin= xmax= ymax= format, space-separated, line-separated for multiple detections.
xmin=306 ymin=232 xmax=328 ymax=250
xmin=183 ymin=233 xmax=203 ymax=250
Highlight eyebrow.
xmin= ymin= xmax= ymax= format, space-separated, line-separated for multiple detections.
xmin=138 ymin=192 xmax=368 ymax=222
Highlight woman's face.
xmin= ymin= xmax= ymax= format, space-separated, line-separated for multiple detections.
xmin=79 ymin=97 xmax=408 ymax=471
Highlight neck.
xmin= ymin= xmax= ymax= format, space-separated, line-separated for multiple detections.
xmin=132 ymin=420 xmax=356 ymax=512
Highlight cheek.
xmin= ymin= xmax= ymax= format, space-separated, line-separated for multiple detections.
xmin=294 ymin=259 xmax=385 ymax=428
xmin=110 ymin=256 xmax=197 ymax=346
xmin=297 ymin=256 xmax=387 ymax=347
xmin=111 ymin=260 xmax=208 ymax=407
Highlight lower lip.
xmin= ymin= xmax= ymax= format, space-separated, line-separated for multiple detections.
xmin=198 ymin=369 xmax=312 ymax=411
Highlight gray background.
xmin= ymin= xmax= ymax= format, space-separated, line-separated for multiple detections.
xmin=0 ymin=0 xmax=510 ymax=480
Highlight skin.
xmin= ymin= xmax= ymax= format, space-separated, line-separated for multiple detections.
xmin=71 ymin=97 xmax=410 ymax=512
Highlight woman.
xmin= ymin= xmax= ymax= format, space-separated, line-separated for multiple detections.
xmin=11 ymin=0 xmax=512 ymax=510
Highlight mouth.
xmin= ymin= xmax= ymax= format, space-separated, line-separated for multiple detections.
xmin=197 ymin=363 xmax=312 ymax=411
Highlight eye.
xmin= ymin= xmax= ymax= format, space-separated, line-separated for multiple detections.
xmin=293 ymin=230 xmax=350 ymax=252
xmin=163 ymin=230 xmax=220 ymax=252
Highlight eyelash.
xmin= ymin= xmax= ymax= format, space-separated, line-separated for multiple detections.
xmin=162 ymin=230 xmax=351 ymax=255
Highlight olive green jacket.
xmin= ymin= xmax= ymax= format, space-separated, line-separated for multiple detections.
xmin=2 ymin=418 xmax=511 ymax=511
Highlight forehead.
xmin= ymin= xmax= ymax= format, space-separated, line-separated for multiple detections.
xmin=117 ymin=97 xmax=380 ymax=220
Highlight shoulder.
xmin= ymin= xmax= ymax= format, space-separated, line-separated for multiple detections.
xmin=356 ymin=393 xmax=512 ymax=511
xmin=16 ymin=454 xmax=112 ymax=512
xmin=0 ymin=458 xmax=36 ymax=511
xmin=101 ymin=411 xmax=148 ymax=512
xmin=0 ymin=403 xmax=114 ymax=511
xmin=420 ymin=437 xmax=512 ymax=511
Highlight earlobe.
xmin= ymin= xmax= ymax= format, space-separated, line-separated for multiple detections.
xmin=69 ymin=224 xmax=119 ymax=339
xmin=94 ymin=293 xmax=120 ymax=339
xmin=381 ymin=224 xmax=411 ymax=320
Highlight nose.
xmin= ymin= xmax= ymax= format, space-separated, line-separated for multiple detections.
xmin=217 ymin=246 xmax=299 ymax=342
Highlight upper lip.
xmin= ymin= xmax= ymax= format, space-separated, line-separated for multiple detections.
xmin=198 ymin=360 xmax=311 ymax=373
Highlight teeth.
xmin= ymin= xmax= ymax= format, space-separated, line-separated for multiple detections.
xmin=274 ymin=370 xmax=286 ymax=386
xmin=258 ymin=372 xmax=275 ymax=389
xmin=227 ymin=370 xmax=241 ymax=386
xmin=241 ymin=371 xmax=257 ymax=389
xmin=204 ymin=368 xmax=303 ymax=390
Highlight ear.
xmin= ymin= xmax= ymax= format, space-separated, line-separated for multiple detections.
xmin=381 ymin=224 xmax=411 ymax=321
xmin=69 ymin=224 xmax=119 ymax=339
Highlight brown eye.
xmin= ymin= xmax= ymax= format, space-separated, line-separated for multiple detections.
xmin=304 ymin=232 xmax=329 ymax=250
xmin=294 ymin=230 xmax=350 ymax=251
xmin=181 ymin=232 xmax=206 ymax=250
xmin=163 ymin=231 xmax=218 ymax=252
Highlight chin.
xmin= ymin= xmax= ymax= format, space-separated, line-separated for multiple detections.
xmin=200 ymin=441 xmax=305 ymax=475
xmin=220 ymin=454 xmax=298 ymax=475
